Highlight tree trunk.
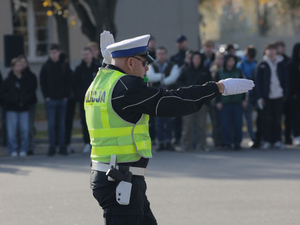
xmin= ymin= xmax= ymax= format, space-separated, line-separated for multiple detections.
xmin=71 ymin=0 xmax=96 ymax=41
xmin=84 ymin=0 xmax=105 ymax=44
xmin=54 ymin=14 xmax=70 ymax=57
xmin=104 ymin=0 xmax=117 ymax=37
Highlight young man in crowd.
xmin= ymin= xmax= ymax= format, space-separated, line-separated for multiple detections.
xmin=147 ymin=46 xmax=180 ymax=151
xmin=74 ymin=47 xmax=100 ymax=153
xmin=255 ymin=43 xmax=289 ymax=149
xmin=237 ymin=45 xmax=257 ymax=147
xmin=40 ymin=44 xmax=72 ymax=156
xmin=200 ymin=39 xmax=215 ymax=70
xmin=276 ymin=41 xmax=292 ymax=144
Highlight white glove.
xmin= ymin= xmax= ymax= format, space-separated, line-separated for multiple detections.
xmin=221 ymin=78 xmax=254 ymax=96
xmin=100 ymin=30 xmax=115 ymax=64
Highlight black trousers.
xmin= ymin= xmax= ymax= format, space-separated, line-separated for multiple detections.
xmin=262 ymin=98 xmax=284 ymax=143
xmin=283 ymin=98 xmax=293 ymax=142
xmin=65 ymin=98 xmax=77 ymax=145
xmin=91 ymin=170 xmax=157 ymax=225
xmin=291 ymin=96 xmax=300 ymax=137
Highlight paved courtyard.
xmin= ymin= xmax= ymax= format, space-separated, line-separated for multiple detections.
xmin=1 ymin=145 xmax=300 ymax=225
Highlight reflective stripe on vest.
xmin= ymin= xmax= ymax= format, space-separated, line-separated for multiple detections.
xmin=84 ymin=68 xmax=152 ymax=163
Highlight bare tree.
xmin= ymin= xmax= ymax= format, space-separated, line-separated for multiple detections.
xmin=43 ymin=0 xmax=118 ymax=56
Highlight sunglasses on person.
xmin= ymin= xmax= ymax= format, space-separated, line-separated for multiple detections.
xmin=131 ymin=56 xmax=148 ymax=67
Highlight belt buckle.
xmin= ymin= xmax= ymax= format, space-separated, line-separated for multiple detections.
xmin=108 ymin=155 xmax=117 ymax=181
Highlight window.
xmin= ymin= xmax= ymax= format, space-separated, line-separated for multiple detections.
xmin=11 ymin=0 xmax=52 ymax=61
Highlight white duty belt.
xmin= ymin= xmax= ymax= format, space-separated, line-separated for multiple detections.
xmin=91 ymin=160 xmax=146 ymax=176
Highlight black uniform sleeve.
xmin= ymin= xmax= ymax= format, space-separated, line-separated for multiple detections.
xmin=112 ymin=75 xmax=220 ymax=123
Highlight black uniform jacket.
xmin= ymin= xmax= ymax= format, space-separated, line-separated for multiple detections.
xmin=106 ymin=64 xmax=220 ymax=168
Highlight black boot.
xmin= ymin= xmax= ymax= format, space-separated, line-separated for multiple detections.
xmin=59 ymin=146 xmax=68 ymax=156
xmin=47 ymin=147 xmax=56 ymax=156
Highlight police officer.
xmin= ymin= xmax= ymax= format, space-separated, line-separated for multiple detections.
xmin=85 ymin=31 xmax=254 ymax=225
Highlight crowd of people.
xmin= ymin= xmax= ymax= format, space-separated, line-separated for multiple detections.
xmin=146 ymin=35 xmax=300 ymax=152
xmin=0 ymin=35 xmax=299 ymax=157
xmin=0 ymin=42 xmax=101 ymax=157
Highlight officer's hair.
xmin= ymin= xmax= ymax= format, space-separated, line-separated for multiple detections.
xmin=157 ymin=46 xmax=168 ymax=53
xmin=49 ymin=43 xmax=60 ymax=51
xmin=83 ymin=47 xmax=93 ymax=53
xmin=11 ymin=57 xmax=21 ymax=68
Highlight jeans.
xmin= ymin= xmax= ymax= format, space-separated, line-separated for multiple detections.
xmin=244 ymin=95 xmax=255 ymax=141
xmin=28 ymin=104 xmax=36 ymax=152
xmin=182 ymin=104 xmax=209 ymax=150
xmin=220 ymin=104 xmax=243 ymax=148
xmin=155 ymin=117 xmax=173 ymax=144
xmin=46 ymin=99 xmax=67 ymax=148
xmin=210 ymin=103 xmax=223 ymax=147
xmin=6 ymin=110 xmax=29 ymax=153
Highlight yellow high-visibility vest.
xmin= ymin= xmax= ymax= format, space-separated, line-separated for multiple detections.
xmin=84 ymin=68 xmax=152 ymax=163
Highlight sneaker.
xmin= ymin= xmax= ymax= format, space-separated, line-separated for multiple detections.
xmin=83 ymin=144 xmax=91 ymax=153
xmin=273 ymin=141 xmax=285 ymax=149
xmin=19 ymin=151 xmax=27 ymax=157
xmin=47 ymin=147 xmax=56 ymax=156
xmin=10 ymin=151 xmax=18 ymax=157
xmin=67 ymin=145 xmax=75 ymax=154
xmin=293 ymin=136 xmax=300 ymax=146
xmin=262 ymin=142 xmax=271 ymax=149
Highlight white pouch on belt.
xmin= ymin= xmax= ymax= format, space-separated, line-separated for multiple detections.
xmin=116 ymin=181 xmax=132 ymax=205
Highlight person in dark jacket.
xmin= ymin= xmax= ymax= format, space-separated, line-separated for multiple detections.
xmin=170 ymin=36 xmax=189 ymax=145
xmin=170 ymin=35 xmax=188 ymax=67
xmin=276 ymin=41 xmax=292 ymax=144
xmin=255 ymin=43 xmax=289 ymax=149
xmin=178 ymin=52 xmax=212 ymax=151
xmin=2 ymin=58 xmax=36 ymax=157
xmin=216 ymin=54 xmax=246 ymax=150
xmin=18 ymin=54 xmax=38 ymax=155
xmin=40 ymin=43 xmax=72 ymax=156
xmin=288 ymin=42 xmax=300 ymax=145
xmin=200 ymin=39 xmax=215 ymax=70
xmin=74 ymin=47 xmax=100 ymax=153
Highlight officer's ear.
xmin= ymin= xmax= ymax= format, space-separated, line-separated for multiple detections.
xmin=126 ymin=57 xmax=134 ymax=73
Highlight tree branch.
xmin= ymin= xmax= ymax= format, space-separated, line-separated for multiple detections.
xmin=71 ymin=0 xmax=96 ymax=41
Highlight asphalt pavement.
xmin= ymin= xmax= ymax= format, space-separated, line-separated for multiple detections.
xmin=1 ymin=140 xmax=300 ymax=225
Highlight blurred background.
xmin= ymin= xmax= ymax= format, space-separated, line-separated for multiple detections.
xmin=0 ymin=0 xmax=299 ymax=102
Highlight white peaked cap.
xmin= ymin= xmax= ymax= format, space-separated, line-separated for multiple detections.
xmin=106 ymin=34 xmax=154 ymax=62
